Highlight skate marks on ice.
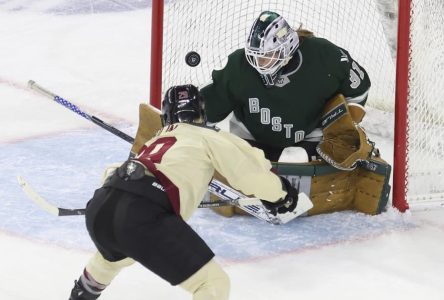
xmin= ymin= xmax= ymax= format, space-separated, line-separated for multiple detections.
xmin=0 ymin=0 xmax=150 ymax=15
xmin=0 ymin=130 xmax=415 ymax=261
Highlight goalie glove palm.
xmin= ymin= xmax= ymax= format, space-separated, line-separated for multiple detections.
xmin=261 ymin=176 xmax=298 ymax=216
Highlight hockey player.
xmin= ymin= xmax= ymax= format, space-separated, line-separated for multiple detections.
xmin=201 ymin=10 xmax=371 ymax=162
xmin=69 ymin=84 xmax=300 ymax=300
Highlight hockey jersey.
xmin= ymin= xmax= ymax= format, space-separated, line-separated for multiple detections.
xmin=201 ymin=37 xmax=371 ymax=148
xmin=135 ymin=123 xmax=286 ymax=220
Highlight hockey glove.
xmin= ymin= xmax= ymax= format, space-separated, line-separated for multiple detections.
xmin=316 ymin=94 xmax=374 ymax=170
xmin=261 ymin=176 xmax=298 ymax=216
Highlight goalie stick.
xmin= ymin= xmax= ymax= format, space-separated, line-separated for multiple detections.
xmin=17 ymin=176 xmax=312 ymax=224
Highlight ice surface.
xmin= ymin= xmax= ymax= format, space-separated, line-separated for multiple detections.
xmin=1 ymin=1 xmax=444 ymax=299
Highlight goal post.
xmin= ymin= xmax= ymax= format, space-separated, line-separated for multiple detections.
xmin=150 ymin=0 xmax=164 ymax=109
xmin=149 ymin=0 xmax=444 ymax=211
xmin=392 ymin=0 xmax=411 ymax=212
xmin=393 ymin=0 xmax=444 ymax=211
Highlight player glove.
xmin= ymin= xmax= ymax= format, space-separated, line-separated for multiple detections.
xmin=261 ymin=176 xmax=298 ymax=216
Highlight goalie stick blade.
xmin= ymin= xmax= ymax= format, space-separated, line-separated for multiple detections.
xmin=17 ymin=176 xmax=85 ymax=216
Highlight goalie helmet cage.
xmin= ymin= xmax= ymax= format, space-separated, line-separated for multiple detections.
xmin=149 ymin=0 xmax=444 ymax=212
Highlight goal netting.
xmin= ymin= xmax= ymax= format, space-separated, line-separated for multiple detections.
xmin=151 ymin=0 xmax=444 ymax=210
xmin=398 ymin=0 xmax=444 ymax=209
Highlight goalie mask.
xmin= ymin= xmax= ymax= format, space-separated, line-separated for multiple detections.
xmin=161 ymin=84 xmax=205 ymax=126
xmin=245 ymin=11 xmax=299 ymax=86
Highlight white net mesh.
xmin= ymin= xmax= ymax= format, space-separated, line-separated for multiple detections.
xmin=159 ymin=0 xmax=444 ymax=207
xmin=405 ymin=0 xmax=444 ymax=206
xmin=161 ymin=0 xmax=395 ymax=110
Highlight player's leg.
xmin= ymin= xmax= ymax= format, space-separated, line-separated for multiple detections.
xmin=70 ymin=253 xmax=134 ymax=300
xmin=112 ymin=195 xmax=229 ymax=299
xmin=179 ymin=259 xmax=230 ymax=300
xmin=70 ymin=187 xmax=134 ymax=300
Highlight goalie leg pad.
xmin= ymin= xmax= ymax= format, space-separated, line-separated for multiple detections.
xmin=352 ymin=157 xmax=391 ymax=215
xmin=308 ymin=171 xmax=355 ymax=215
xmin=307 ymin=158 xmax=391 ymax=215
xmin=130 ymin=103 xmax=163 ymax=156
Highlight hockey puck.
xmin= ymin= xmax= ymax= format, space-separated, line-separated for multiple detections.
xmin=185 ymin=51 xmax=201 ymax=67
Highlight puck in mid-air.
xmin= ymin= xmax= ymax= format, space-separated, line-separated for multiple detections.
xmin=185 ymin=51 xmax=201 ymax=67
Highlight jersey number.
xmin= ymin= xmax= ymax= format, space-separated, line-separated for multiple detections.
xmin=137 ymin=137 xmax=177 ymax=163
xmin=350 ymin=61 xmax=365 ymax=89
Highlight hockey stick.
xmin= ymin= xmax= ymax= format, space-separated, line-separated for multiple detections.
xmin=17 ymin=175 xmax=234 ymax=217
xmin=28 ymin=80 xmax=135 ymax=144
xmin=208 ymin=179 xmax=313 ymax=225
xmin=17 ymin=176 xmax=86 ymax=216
xmin=24 ymin=82 xmax=313 ymax=223
xmin=17 ymin=176 xmax=312 ymax=224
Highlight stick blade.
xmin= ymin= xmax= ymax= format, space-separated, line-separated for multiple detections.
xmin=17 ymin=175 xmax=59 ymax=216
xmin=238 ymin=193 xmax=313 ymax=225
xmin=274 ymin=193 xmax=313 ymax=224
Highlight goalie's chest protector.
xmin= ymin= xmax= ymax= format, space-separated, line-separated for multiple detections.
xmin=224 ymin=40 xmax=345 ymax=147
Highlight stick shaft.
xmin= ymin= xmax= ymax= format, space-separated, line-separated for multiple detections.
xmin=28 ymin=80 xmax=134 ymax=143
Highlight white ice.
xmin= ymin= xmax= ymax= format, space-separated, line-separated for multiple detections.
xmin=1 ymin=2 xmax=444 ymax=300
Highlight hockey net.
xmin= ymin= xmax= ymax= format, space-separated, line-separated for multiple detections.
xmin=394 ymin=0 xmax=444 ymax=210
xmin=150 ymin=0 xmax=444 ymax=210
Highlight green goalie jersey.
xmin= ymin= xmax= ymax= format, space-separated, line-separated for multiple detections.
xmin=201 ymin=37 xmax=371 ymax=148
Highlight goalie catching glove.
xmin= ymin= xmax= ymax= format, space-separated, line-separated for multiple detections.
xmin=316 ymin=94 xmax=374 ymax=171
xmin=261 ymin=176 xmax=298 ymax=216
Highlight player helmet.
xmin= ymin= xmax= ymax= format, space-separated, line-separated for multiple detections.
xmin=245 ymin=11 xmax=299 ymax=82
xmin=161 ymin=84 xmax=205 ymax=126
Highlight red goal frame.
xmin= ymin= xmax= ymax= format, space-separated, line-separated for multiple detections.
xmin=150 ymin=0 xmax=413 ymax=212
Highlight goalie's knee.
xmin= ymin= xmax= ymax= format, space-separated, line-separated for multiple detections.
xmin=179 ymin=259 xmax=230 ymax=300
xmin=278 ymin=147 xmax=309 ymax=163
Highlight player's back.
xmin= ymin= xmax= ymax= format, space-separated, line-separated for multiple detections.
xmin=138 ymin=123 xmax=225 ymax=219
xmin=138 ymin=122 xmax=285 ymax=220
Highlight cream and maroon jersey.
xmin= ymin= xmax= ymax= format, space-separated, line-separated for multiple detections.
xmin=135 ymin=123 xmax=286 ymax=220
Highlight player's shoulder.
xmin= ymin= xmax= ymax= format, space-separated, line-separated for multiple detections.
xmin=301 ymin=36 xmax=345 ymax=64
xmin=171 ymin=123 xmax=220 ymax=136
xmin=226 ymin=48 xmax=248 ymax=66
xmin=211 ymin=48 xmax=246 ymax=74
xmin=229 ymin=48 xmax=246 ymax=59
xmin=301 ymin=36 xmax=339 ymax=52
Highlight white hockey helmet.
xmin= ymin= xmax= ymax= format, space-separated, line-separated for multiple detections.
xmin=245 ymin=11 xmax=299 ymax=78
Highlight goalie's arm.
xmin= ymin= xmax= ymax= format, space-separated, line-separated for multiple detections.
xmin=323 ymin=44 xmax=371 ymax=106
